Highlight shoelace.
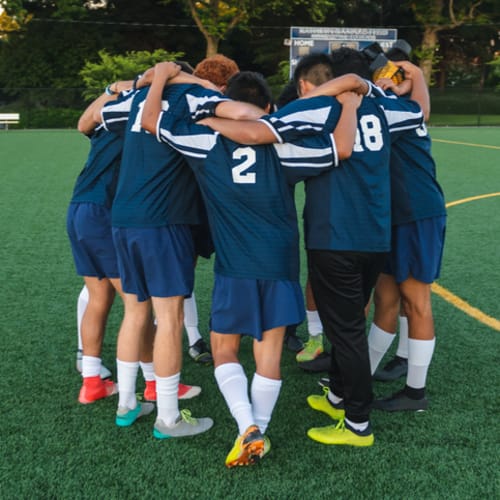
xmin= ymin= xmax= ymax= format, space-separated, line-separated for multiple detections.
xmin=180 ymin=409 xmax=198 ymax=425
xmin=334 ymin=418 xmax=346 ymax=431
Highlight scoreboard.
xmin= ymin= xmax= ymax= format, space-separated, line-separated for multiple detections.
xmin=288 ymin=27 xmax=398 ymax=78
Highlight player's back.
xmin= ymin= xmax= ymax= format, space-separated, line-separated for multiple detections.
xmin=304 ymin=96 xmax=392 ymax=252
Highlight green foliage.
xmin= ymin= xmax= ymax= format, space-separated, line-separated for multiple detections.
xmin=488 ymin=54 xmax=500 ymax=90
xmin=79 ymin=49 xmax=185 ymax=101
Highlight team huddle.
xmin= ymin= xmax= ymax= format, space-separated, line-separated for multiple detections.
xmin=67 ymin=44 xmax=446 ymax=467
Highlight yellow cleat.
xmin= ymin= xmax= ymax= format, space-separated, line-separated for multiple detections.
xmin=307 ymin=419 xmax=374 ymax=447
xmin=225 ymin=425 xmax=265 ymax=468
xmin=307 ymin=387 xmax=345 ymax=421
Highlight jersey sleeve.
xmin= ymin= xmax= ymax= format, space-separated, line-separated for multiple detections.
xmin=156 ymin=110 xmax=218 ymax=160
xmin=273 ymin=133 xmax=338 ymax=184
xmin=183 ymin=88 xmax=229 ymax=121
xmin=260 ymin=96 xmax=342 ymax=143
xmin=373 ymin=93 xmax=424 ymax=134
xmin=100 ymin=89 xmax=135 ymax=134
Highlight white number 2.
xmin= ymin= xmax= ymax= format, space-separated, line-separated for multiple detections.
xmin=232 ymin=147 xmax=256 ymax=184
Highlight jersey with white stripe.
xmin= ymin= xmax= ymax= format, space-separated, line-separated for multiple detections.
xmin=156 ymin=102 xmax=339 ymax=280
xmin=70 ymin=126 xmax=122 ymax=208
xmin=369 ymin=90 xmax=446 ymax=224
xmin=263 ymin=90 xmax=424 ymax=251
xmin=101 ymin=85 xmax=213 ymax=228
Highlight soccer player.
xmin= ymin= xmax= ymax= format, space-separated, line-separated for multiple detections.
xmin=67 ymin=80 xmax=132 ymax=404
xmin=367 ymin=58 xmax=446 ymax=411
xmin=208 ymin=51 xmax=424 ymax=446
xmin=141 ymin=63 xmax=360 ymax=465
xmin=96 ymin=56 xmax=239 ymax=438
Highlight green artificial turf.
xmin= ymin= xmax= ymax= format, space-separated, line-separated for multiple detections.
xmin=0 ymin=128 xmax=498 ymax=499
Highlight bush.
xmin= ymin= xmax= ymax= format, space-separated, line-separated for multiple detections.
xmin=18 ymin=108 xmax=81 ymax=129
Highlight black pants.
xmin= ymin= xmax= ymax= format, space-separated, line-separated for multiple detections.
xmin=308 ymin=249 xmax=387 ymax=423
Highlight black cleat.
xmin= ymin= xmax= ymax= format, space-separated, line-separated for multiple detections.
xmin=373 ymin=355 xmax=408 ymax=382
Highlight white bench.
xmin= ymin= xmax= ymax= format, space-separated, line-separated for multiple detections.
xmin=0 ymin=113 xmax=20 ymax=130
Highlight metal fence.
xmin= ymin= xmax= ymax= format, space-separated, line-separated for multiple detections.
xmin=1 ymin=86 xmax=499 ymax=129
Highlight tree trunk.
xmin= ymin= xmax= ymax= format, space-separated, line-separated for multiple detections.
xmin=205 ymin=36 xmax=219 ymax=57
xmin=420 ymin=27 xmax=439 ymax=86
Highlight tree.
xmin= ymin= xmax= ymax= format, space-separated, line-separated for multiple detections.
xmin=409 ymin=0 xmax=489 ymax=85
xmin=80 ymin=48 xmax=184 ymax=100
xmin=161 ymin=0 xmax=336 ymax=57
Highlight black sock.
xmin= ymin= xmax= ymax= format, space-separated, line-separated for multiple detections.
xmin=404 ymin=385 xmax=425 ymax=400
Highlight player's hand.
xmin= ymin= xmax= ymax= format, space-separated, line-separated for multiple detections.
xmin=154 ymin=61 xmax=181 ymax=82
xmin=375 ymin=77 xmax=398 ymax=92
xmin=138 ymin=67 xmax=155 ymax=87
xmin=336 ymin=91 xmax=362 ymax=109
xmin=393 ymin=60 xmax=422 ymax=81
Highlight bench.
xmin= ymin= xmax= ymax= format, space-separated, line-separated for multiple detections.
xmin=0 ymin=113 xmax=20 ymax=130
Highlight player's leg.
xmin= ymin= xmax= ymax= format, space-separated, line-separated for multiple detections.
xmin=306 ymin=250 xmax=382 ymax=447
xmin=78 ymin=276 xmax=118 ymax=404
xmin=114 ymin=293 xmax=155 ymax=425
xmin=369 ymin=273 xmax=401 ymax=376
xmin=75 ymin=285 xmax=88 ymax=372
xmin=185 ymin=291 xmax=213 ymax=365
xmin=296 ymin=278 xmax=324 ymax=362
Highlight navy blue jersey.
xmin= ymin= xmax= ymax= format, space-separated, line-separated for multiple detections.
xmin=101 ymin=85 xmax=207 ymax=228
xmin=156 ymin=92 xmax=339 ymax=280
xmin=265 ymin=90 xmax=423 ymax=251
xmin=70 ymin=126 xmax=122 ymax=208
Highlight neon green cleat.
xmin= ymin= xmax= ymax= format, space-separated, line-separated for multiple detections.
xmin=296 ymin=335 xmax=324 ymax=362
xmin=307 ymin=418 xmax=374 ymax=447
xmin=307 ymin=387 xmax=345 ymax=421
xmin=225 ymin=425 xmax=265 ymax=468
xmin=262 ymin=436 xmax=271 ymax=458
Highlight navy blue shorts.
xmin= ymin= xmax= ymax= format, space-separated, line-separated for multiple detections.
xmin=210 ymin=274 xmax=305 ymax=341
xmin=384 ymin=216 xmax=446 ymax=284
xmin=66 ymin=202 xmax=119 ymax=279
xmin=112 ymin=225 xmax=195 ymax=302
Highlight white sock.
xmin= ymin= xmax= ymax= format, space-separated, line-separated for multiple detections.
xmin=82 ymin=355 xmax=102 ymax=378
xmin=214 ymin=363 xmax=254 ymax=435
xmin=396 ymin=315 xmax=409 ymax=358
xmin=156 ymin=373 xmax=181 ymax=426
xmin=327 ymin=390 xmax=343 ymax=405
xmin=77 ymin=285 xmax=89 ymax=352
xmin=345 ymin=417 xmax=369 ymax=432
xmin=368 ymin=323 xmax=396 ymax=374
xmin=407 ymin=337 xmax=436 ymax=389
xmin=140 ymin=361 xmax=155 ymax=382
xmin=116 ymin=359 xmax=139 ymax=410
xmin=250 ymin=373 xmax=282 ymax=434
xmin=184 ymin=293 xmax=202 ymax=346
xmin=306 ymin=310 xmax=323 ymax=336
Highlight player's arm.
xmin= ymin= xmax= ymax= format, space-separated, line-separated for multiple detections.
xmin=78 ymin=80 xmax=134 ymax=134
xmin=301 ymin=73 xmax=369 ymax=99
xmin=394 ymin=61 xmax=430 ymax=120
xmin=141 ymin=61 xmax=182 ymax=135
xmin=374 ymin=77 xmax=412 ymax=97
xmin=332 ymin=91 xmax=362 ymax=160
xmin=198 ymin=116 xmax=277 ymax=144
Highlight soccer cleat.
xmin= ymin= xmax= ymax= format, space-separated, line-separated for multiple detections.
xmin=296 ymin=335 xmax=324 ymax=362
xmin=153 ymin=409 xmax=213 ymax=439
xmin=307 ymin=387 xmax=345 ymax=421
xmin=298 ymin=351 xmax=331 ymax=373
xmin=143 ymin=380 xmax=202 ymax=401
xmin=284 ymin=324 xmax=304 ymax=352
xmin=76 ymin=350 xmax=112 ymax=379
xmin=373 ymin=355 xmax=408 ymax=382
xmin=178 ymin=383 xmax=202 ymax=400
xmin=262 ymin=436 xmax=271 ymax=458
xmin=373 ymin=389 xmax=428 ymax=412
xmin=188 ymin=339 xmax=213 ymax=365
xmin=225 ymin=425 xmax=265 ymax=468
xmin=115 ymin=402 xmax=155 ymax=427
xmin=307 ymin=418 xmax=374 ymax=447
xmin=78 ymin=376 xmax=117 ymax=404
